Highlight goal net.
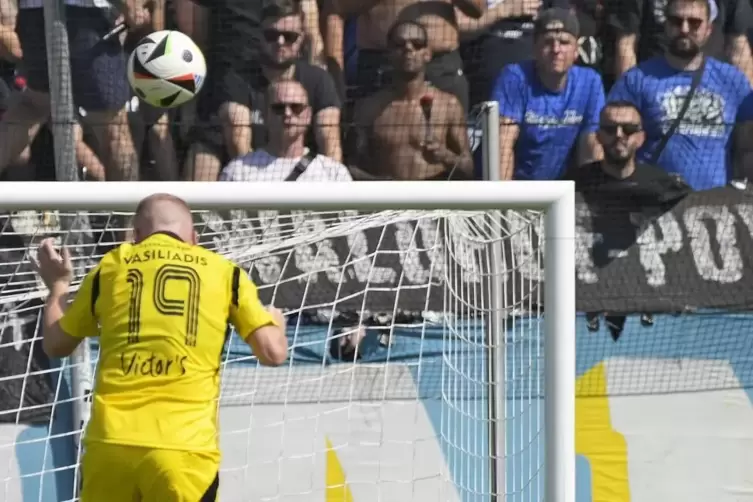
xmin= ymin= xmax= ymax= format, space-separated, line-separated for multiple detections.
xmin=0 ymin=182 xmax=575 ymax=502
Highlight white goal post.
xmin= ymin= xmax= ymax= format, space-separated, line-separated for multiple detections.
xmin=0 ymin=180 xmax=574 ymax=502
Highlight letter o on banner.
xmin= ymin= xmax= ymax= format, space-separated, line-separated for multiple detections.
xmin=683 ymin=206 xmax=743 ymax=284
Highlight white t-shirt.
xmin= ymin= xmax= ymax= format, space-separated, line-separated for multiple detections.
xmin=220 ymin=150 xmax=353 ymax=182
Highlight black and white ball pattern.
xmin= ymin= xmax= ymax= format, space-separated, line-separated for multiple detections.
xmin=127 ymin=30 xmax=206 ymax=109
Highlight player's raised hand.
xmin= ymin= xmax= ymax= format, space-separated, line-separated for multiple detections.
xmin=31 ymin=238 xmax=73 ymax=294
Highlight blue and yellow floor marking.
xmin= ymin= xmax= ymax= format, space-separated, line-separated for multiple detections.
xmin=576 ymin=362 xmax=630 ymax=502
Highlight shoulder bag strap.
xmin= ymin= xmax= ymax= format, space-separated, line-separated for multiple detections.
xmin=284 ymin=154 xmax=313 ymax=182
xmin=650 ymin=57 xmax=706 ymax=165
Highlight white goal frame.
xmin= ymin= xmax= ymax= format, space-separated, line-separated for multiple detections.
xmin=0 ymin=180 xmax=575 ymax=502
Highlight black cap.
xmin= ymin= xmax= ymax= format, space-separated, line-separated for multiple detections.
xmin=534 ymin=8 xmax=580 ymax=38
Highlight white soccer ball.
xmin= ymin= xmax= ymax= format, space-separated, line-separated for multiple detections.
xmin=127 ymin=30 xmax=206 ymax=109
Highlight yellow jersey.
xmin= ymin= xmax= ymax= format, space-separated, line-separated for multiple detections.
xmin=59 ymin=232 xmax=276 ymax=453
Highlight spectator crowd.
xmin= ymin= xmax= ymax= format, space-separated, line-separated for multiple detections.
xmin=0 ymin=0 xmax=752 ymax=193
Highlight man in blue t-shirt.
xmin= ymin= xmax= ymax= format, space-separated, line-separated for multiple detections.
xmin=491 ymin=8 xmax=605 ymax=180
xmin=607 ymin=0 xmax=753 ymax=190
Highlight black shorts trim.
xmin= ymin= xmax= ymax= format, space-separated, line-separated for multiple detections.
xmin=200 ymin=472 xmax=219 ymax=502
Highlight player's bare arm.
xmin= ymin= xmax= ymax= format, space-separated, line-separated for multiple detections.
xmin=230 ymin=267 xmax=289 ymax=366
xmin=244 ymin=306 xmax=288 ymax=366
xmin=32 ymin=238 xmax=82 ymax=358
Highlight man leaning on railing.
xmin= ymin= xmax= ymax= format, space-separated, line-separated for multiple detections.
xmin=565 ymin=100 xmax=692 ymax=339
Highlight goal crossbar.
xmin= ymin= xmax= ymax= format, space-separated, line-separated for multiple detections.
xmin=0 ymin=181 xmax=573 ymax=212
xmin=0 ymin=180 xmax=576 ymax=502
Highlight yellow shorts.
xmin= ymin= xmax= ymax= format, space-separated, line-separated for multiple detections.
xmin=80 ymin=442 xmax=220 ymax=502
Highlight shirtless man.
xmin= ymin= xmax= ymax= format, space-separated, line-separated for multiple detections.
xmin=325 ymin=0 xmax=485 ymax=111
xmin=351 ymin=20 xmax=473 ymax=180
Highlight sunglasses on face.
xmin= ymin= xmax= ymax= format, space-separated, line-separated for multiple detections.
xmin=389 ymin=37 xmax=428 ymax=51
xmin=666 ymin=14 xmax=704 ymax=30
xmin=270 ymin=102 xmax=307 ymax=116
xmin=263 ymin=29 xmax=301 ymax=45
xmin=600 ymin=123 xmax=642 ymax=136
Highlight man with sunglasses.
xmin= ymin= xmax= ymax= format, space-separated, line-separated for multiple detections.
xmin=220 ymin=79 xmax=351 ymax=182
xmin=184 ymin=0 xmax=341 ymax=181
xmin=325 ymin=0 xmax=485 ymax=112
xmin=609 ymin=0 xmax=753 ymax=85
xmin=350 ymin=20 xmax=473 ymax=180
xmin=566 ymin=101 xmax=690 ymax=339
xmin=567 ymin=101 xmax=691 ymax=194
xmin=608 ymin=0 xmax=753 ymax=190
xmin=493 ymin=8 xmax=605 ymax=181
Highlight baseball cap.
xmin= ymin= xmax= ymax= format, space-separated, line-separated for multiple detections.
xmin=533 ymin=8 xmax=580 ymax=38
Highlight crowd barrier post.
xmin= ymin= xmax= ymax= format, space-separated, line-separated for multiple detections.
xmin=42 ymin=0 xmax=77 ymax=180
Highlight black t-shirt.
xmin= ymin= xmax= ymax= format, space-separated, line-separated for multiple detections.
xmin=607 ymin=0 xmax=753 ymax=62
xmin=247 ymin=61 xmax=342 ymax=151
xmin=566 ymin=161 xmax=692 ymax=204
xmin=192 ymin=0 xmax=262 ymax=72
xmin=566 ymin=162 xmax=691 ymax=261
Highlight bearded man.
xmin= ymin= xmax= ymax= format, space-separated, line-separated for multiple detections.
xmin=607 ymin=0 xmax=753 ymax=190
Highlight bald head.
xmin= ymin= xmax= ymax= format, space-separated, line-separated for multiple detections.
xmin=133 ymin=193 xmax=196 ymax=244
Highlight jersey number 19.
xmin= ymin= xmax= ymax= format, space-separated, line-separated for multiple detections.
xmin=126 ymin=264 xmax=201 ymax=346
